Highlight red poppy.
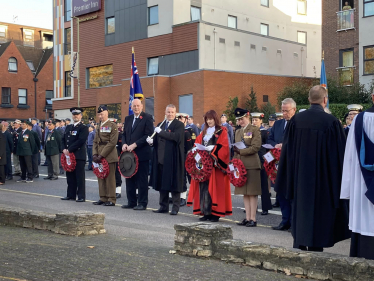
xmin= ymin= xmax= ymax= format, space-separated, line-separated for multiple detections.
xmin=263 ymin=148 xmax=281 ymax=183
xmin=215 ymin=134 xmax=219 ymax=138
xmin=185 ymin=150 xmax=213 ymax=182
xmin=61 ymin=153 xmax=76 ymax=172
xmin=140 ymin=116 xmax=143 ymax=119
xmin=226 ymin=159 xmax=247 ymax=187
xmin=93 ymin=158 xmax=110 ymax=179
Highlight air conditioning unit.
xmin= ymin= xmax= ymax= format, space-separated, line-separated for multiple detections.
xmin=205 ymin=35 xmax=211 ymax=41
xmin=234 ymin=41 xmax=240 ymax=47
xmin=219 ymin=38 xmax=225 ymax=43
xmin=294 ymin=52 xmax=298 ymax=57
xmin=277 ymin=49 xmax=282 ymax=54
xmin=262 ymin=46 xmax=267 ymax=51
xmin=250 ymin=44 xmax=256 ymax=49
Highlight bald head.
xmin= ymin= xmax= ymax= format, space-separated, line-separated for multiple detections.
xmin=308 ymin=85 xmax=328 ymax=106
xmin=132 ymin=99 xmax=143 ymax=115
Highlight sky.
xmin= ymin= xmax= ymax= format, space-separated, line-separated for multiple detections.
xmin=0 ymin=0 xmax=53 ymax=29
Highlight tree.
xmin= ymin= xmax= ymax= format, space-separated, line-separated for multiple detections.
xmin=223 ymin=96 xmax=239 ymax=123
xmin=245 ymin=86 xmax=259 ymax=112
xmin=260 ymin=102 xmax=276 ymax=123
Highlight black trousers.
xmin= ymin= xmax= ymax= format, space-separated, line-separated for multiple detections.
xmin=157 ymin=164 xmax=180 ymax=212
xmin=0 ymin=165 xmax=5 ymax=183
xmin=5 ymin=152 xmax=12 ymax=177
xmin=19 ymin=155 xmax=33 ymax=180
xmin=260 ymin=168 xmax=272 ymax=212
xmin=125 ymin=160 xmax=149 ymax=207
xmin=31 ymin=153 xmax=39 ymax=176
xmin=115 ymin=161 xmax=122 ymax=187
xmin=66 ymin=159 xmax=86 ymax=200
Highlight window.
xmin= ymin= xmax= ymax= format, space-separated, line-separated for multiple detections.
xmin=339 ymin=49 xmax=354 ymax=86
xmin=148 ymin=6 xmax=159 ymax=25
xmin=261 ymin=0 xmax=269 ymax=7
xmin=148 ymin=57 xmax=159 ymax=75
xmin=340 ymin=49 xmax=354 ymax=67
xmin=65 ymin=0 xmax=71 ymax=21
xmin=46 ymin=90 xmax=53 ymax=109
xmin=43 ymin=34 xmax=53 ymax=42
xmin=364 ymin=46 xmax=374 ymax=75
xmin=87 ymin=65 xmax=113 ymax=88
xmin=107 ymin=17 xmax=115 ymax=34
xmin=23 ymin=30 xmax=34 ymax=46
xmin=145 ymin=97 xmax=154 ymax=117
xmin=179 ymin=94 xmax=193 ymax=117
xmin=1 ymin=88 xmax=11 ymax=104
xmin=364 ymin=0 xmax=374 ymax=17
xmin=228 ymin=15 xmax=237 ymax=29
xmin=18 ymin=89 xmax=27 ymax=105
xmin=297 ymin=31 xmax=307 ymax=44
xmin=341 ymin=0 xmax=354 ymax=9
xmin=64 ymin=28 xmax=71 ymax=55
xmin=191 ymin=6 xmax=201 ymax=21
xmin=8 ymin=57 xmax=17 ymax=72
xmin=297 ymin=0 xmax=307 ymax=15
xmin=0 ymin=26 xmax=6 ymax=38
xmin=263 ymin=95 xmax=269 ymax=102
xmin=26 ymin=61 xmax=35 ymax=72
xmin=65 ymin=71 xmax=71 ymax=97
xmin=261 ymin=24 xmax=269 ymax=36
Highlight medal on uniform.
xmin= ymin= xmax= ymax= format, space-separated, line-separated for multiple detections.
xmin=71 ymin=131 xmax=77 ymax=136
xmin=100 ymin=126 xmax=111 ymax=133
xmin=23 ymin=134 xmax=29 ymax=142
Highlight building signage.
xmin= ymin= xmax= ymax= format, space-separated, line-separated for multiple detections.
xmin=72 ymin=0 xmax=101 ymax=17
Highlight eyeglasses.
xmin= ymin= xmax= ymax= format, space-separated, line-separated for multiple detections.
xmin=281 ymin=109 xmax=294 ymax=113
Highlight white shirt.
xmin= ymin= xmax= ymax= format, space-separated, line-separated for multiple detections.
xmin=165 ymin=119 xmax=173 ymax=129
xmin=341 ymin=112 xmax=374 ymax=236
xmin=73 ymin=121 xmax=80 ymax=127
xmin=203 ymin=126 xmax=215 ymax=143
xmin=132 ymin=114 xmax=140 ymax=127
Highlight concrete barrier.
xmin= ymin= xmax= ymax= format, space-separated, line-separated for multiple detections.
xmin=174 ymin=222 xmax=374 ymax=281
xmin=0 ymin=204 xmax=106 ymax=236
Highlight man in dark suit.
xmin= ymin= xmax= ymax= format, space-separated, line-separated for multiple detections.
xmin=31 ymin=118 xmax=42 ymax=165
xmin=16 ymin=120 xmax=36 ymax=183
xmin=28 ymin=122 xmax=41 ymax=178
xmin=44 ymin=120 xmax=62 ymax=180
xmin=1 ymin=121 xmax=13 ymax=180
xmin=121 ymin=99 xmax=153 ymax=210
xmin=12 ymin=120 xmax=22 ymax=176
xmin=61 ymin=108 xmax=89 ymax=202
xmin=267 ymin=98 xmax=296 ymax=231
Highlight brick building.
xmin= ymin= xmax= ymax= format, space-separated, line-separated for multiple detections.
xmin=53 ymin=0 xmax=319 ymax=123
xmin=0 ymin=41 xmax=54 ymax=121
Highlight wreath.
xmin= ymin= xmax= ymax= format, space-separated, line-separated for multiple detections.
xmin=93 ymin=158 xmax=110 ymax=179
xmin=263 ymin=148 xmax=281 ymax=183
xmin=185 ymin=149 xmax=213 ymax=182
xmin=226 ymin=159 xmax=247 ymax=187
xmin=61 ymin=153 xmax=76 ymax=172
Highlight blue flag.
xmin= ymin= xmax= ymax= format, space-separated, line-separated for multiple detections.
xmin=129 ymin=48 xmax=144 ymax=115
xmin=320 ymin=56 xmax=329 ymax=108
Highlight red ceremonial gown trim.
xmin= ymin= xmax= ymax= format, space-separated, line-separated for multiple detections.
xmin=187 ymin=127 xmax=232 ymax=217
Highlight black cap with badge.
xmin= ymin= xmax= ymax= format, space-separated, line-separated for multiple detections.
xmin=234 ymin=108 xmax=250 ymax=119
xmin=268 ymin=114 xmax=276 ymax=121
xmin=97 ymin=105 xmax=108 ymax=113
xmin=70 ymin=107 xmax=84 ymax=115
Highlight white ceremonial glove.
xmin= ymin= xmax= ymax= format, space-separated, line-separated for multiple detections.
xmin=154 ymin=127 xmax=161 ymax=134
xmin=191 ymin=147 xmax=197 ymax=153
xmin=146 ymin=137 xmax=154 ymax=145
xmin=206 ymin=145 xmax=215 ymax=152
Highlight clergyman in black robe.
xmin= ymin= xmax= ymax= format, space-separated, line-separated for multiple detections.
xmin=275 ymin=85 xmax=350 ymax=251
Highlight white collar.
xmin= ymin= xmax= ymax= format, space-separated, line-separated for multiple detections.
xmin=134 ymin=113 xmax=141 ymax=119
xmin=203 ymin=127 xmax=216 ymax=143
xmin=22 ymin=129 xmax=27 ymax=133
xmin=74 ymin=121 xmax=80 ymax=126
xmin=101 ymin=119 xmax=110 ymax=126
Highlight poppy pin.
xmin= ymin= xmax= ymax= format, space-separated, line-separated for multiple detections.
xmin=140 ymin=116 xmax=143 ymax=119
xmin=169 ymin=129 xmax=171 ymax=132
xmin=215 ymin=134 xmax=219 ymax=138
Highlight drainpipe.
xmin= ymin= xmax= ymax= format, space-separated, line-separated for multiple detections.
xmin=213 ymin=28 xmax=217 ymax=69
xmin=300 ymin=47 xmax=304 ymax=77
xmin=33 ymin=77 xmax=38 ymax=118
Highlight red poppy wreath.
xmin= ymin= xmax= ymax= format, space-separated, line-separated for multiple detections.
xmin=226 ymin=159 xmax=247 ymax=187
xmin=61 ymin=153 xmax=76 ymax=172
xmin=185 ymin=149 xmax=213 ymax=182
xmin=263 ymin=148 xmax=281 ymax=183
xmin=93 ymin=158 xmax=110 ymax=179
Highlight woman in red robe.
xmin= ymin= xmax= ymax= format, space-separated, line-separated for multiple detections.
xmin=187 ymin=110 xmax=232 ymax=222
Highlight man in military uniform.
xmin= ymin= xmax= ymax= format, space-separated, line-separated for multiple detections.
xmin=27 ymin=122 xmax=41 ymax=178
xmin=345 ymin=104 xmax=363 ymax=137
xmin=65 ymin=118 xmax=71 ymax=126
xmin=93 ymin=105 xmax=118 ymax=206
xmin=275 ymin=112 xmax=283 ymax=120
xmin=61 ymin=108 xmax=89 ymax=202
xmin=44 ymin=120 xmax=62 ymax=180
xmin=12 ymin=120 xmax=22 ymax=176
xmin=16 ymin=120 xmax=36 ymax=183
xmin=268 ymin=114 xmax=276 ymax=130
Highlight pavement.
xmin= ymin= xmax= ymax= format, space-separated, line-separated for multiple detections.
xmin=0 ymin=160 xmax=351 ymax=280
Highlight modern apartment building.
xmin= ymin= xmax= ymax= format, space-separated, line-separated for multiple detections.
xmin=53 ymin=0 xmax=321 ymax=122
xmin=322 ymin=0 xmax=374 ymax=88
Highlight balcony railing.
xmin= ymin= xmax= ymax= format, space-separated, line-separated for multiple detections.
xmin=337 ymin=66 xmax=355 ymax=86
xmin=337 ymin=9 xmax=355 ymax=31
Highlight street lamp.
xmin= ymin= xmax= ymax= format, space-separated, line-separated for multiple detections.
xmin=71 ymin=16 xmax=80 ymax=107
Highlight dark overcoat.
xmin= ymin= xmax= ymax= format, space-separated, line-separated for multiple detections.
xmin=275 ymin=104 xmax=350 ymax=248
xmin=62 ymin=123 xmax=89 ymax=161
xmin=149 ymin=119 xmax=185 ymax=193
xmin=0 ymin=132 xmax=6 ymax=166
xmin=45 ymin=130 xmax=62 ymax=156
xmin=16 ymin=129 xmax=36 ymax=156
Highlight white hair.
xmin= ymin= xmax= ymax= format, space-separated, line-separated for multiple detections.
xmin=282 ymin=98 xmax=296 ymax=109
xmin=166 ymin=104 xmax=176 ymax=110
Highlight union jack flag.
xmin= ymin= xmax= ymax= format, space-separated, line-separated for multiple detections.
xmin=129 ymin=48 xmax=144 ymax=115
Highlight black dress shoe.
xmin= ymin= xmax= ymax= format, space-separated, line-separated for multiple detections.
xmin=60 ymin=171 xmax=65 ymax=175
xmin=272 ymin=202 xmax=280 ymax=208
xmin=153 ymin=209 xmax=169 ymax=213
xmin=61 ymin=197 xmax=74 ymax=200
xmin=237 ymin=219 xmax=249 ymax=226
xmin=104 ymin=202 xmax=116 ymax=206
xmin=170 ymin=210 xmax=178 ymax=215
xmin=76 ymin=199 xmax=85 ymax=202
xmin=13 ymin=173 xmax=21 ymax=176
xmin=180 ymin=198 xmax=186 ymax=207
xmin=116 ymin=193 xmax=121 ymax=199
xmin=121 ymin=204 xmax=136 ymax=209
xmin=41 ymin=163 xmax=48 ymax=166
xmin=210 ymin=215 xmax=220 ymax=222
xmin=272 ymin=223 xmax=291 ymax=231
xmin=34 ymin=175 xmax=39 ymax=178
xmin=93 ymin=200 xmax=105 ymax=205
xmin=199 ymin=215 xmax=210 ymax=221
xmin=246 ymin=220 xmax=257 ymax=227
xmin=50 ymin=176 xmax=58 ymax=180
xmin=133 ymin=205 xmax=146 ymax=210
xmin=261 ymin=210 xmax=269 ymax=215
xmin=44 ymin=176 xmax=52 ymax=180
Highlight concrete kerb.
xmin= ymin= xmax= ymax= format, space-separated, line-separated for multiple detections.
xmin=174 ymin=222 xmax=374 ymax=281
xmin=0 ymin=204 xmax=106 ymax=236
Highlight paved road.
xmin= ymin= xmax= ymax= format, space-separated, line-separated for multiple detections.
xmin=1 ymin=160 xmax=350 ymax=256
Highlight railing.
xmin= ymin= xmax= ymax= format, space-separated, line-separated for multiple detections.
xmin=337 ymin=66 xmax=355 ymax=86
xmin=337 ymin=9 xmax=355 ymax=31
